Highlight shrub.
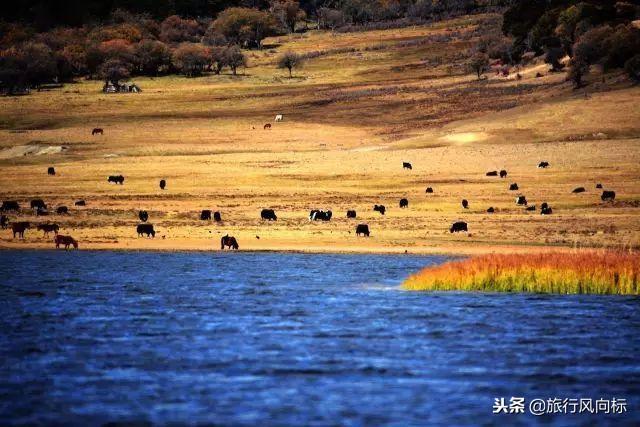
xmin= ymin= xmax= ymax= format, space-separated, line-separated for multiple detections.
xmin=469 ymin=52 xmax=490 ymax=79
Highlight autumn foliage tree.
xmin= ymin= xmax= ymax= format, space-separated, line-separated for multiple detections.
xmin=212 ymin=8 xmax=279 ymax=49
xmin=277 ymin=51 xmax=303 ymax=77
xmin=270 ymin=0 xmax=306 ymax=33
xmin=171 ymin=43 xmax=210 ymax=76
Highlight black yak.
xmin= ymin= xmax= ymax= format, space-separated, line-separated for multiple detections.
xmin=356 ymin=224 xmax=370 ymax=237
xmin=450 ymin=221 xmax=468 ymax=233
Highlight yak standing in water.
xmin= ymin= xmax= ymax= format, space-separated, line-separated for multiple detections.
xmin=221 ymin=235 xmax=239 ymax=250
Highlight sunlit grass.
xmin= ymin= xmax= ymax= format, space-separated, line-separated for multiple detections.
xmin=403 ymin=251 xmax=640 ymax=294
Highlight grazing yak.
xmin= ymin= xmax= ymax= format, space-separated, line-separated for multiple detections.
xmin=221 ymin=235 xmax=239 ymax=250
xmin=200 ymin=210 xmax=212 ymax=220
xmin=572 ymin=187 xmax=586 ymax=193
xmin=214 ymin=211 xmax=222 ymax=222
xmin=346 ymin=210 xmax=357 ymax=218
xmin=541 ymin=206 xmax=553 ymax=215
xmin=310 ymin=210 xmax=332 ymax=221
xmin=516 ymin=195 xmax=528 ymax=206
xmin=55 ymin=235 xmax=78 ymax=250
xmin=500 ymin=170 xmax=507 ymax=178
xmin=601 ymin=190 xmax=616 ymax=202
xmin=31 ymin=199 xmax=47 ymax=210
xmin=425 ymin=187 xmax=434 ymax=193
xmin=12 ymin=222 xmax=30 ymax=239
xmin=356 ymin=224 xmax=370 ymax=237
xmin=139 ymin=210 xmax=149 ymax=222
xmin=487 ymin=207 xmax=495 ymax=213
xmin=48 ymin=167 xmax=56 ymax=176
xmin=264 ymin=123 xmax=271 ymax=130
xmin=137 ymin=223 xmax=155 ymax=238
xmin=541 ymin=202 xmax=549 ymax=210
xmin=486 ymin=171 xmax=498 ymax=176
xmin=526 ymin=205 xmax=536 ymax=211
xmin=461 ymin=199 xmax=469 ymax=209
xmin=56 ymin=206 xmax=68 ymax=215
xmin=75 ymin=200 xmax=86 ymax=206
xmin=509 ymin=183 xmax=519 ymax=191
xmin=373 ymin=205 xmax=386 ymax=215
xmin=450 ymin=221 xmax=468 ymax=233
xmin=596 ymin=183 xmax=603 ymax=189
xmin=108 ymin=175 xmax=125 ymax=185
xmin=0 ymin=215 xmax=7 ymax=229
xmin=36 ymin=208 xmax=49 ymax=216
xmin=403 ymin=162 xmax=412 ymax=170
xmin=261 ymin=209 xmax=277 ymax=221
xmin=37 ymin=223 xmax=59 ymax=236
xmin=538 ymin=161 xmax=550 ymax=168
xmin=160 ymin=179 xmax=166 ymax=190
xmin=399 ymin=198 xmax=408 ymax=208
xmin=275 ymin=114 xmax=284 ymax=121
xmin=1 ymin=201 xmax=20 ymax=211
xmin=92 ymin=128 xmax=103 ymax=135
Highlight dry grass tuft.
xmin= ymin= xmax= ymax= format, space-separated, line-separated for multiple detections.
xmin=403 ymin=251 xmax=640 ymax=294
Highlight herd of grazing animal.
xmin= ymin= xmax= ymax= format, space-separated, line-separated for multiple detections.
xmin=0 ymin=125 xmax=622 ymax=250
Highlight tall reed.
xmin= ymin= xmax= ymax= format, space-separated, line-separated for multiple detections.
xmin=403 ymin=251 xmax=640 ymax=294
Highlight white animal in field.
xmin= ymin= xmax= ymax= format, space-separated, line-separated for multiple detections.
xmin=275 ymin=114 xmax=284 ymax=122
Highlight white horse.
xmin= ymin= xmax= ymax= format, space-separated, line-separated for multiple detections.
xmin=275 ymin=114 xmax=284 ymax=122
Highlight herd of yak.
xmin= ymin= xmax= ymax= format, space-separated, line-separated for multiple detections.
xmin=0 ymin=140 xmax=618 ymax=251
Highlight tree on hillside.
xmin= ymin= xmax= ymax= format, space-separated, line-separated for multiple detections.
xmin=172 ymin=43 xmax=211 ymax=76
xmin=212 ymin=7 xmax=280 ymax=49
xmin=567 ymin=56 xmax=589 ymax=88
xmin=210 ymin=46 xmax=227 ymax=74
xmin=270 ymin=0 xmax=306 ymax=33
xmin=134 ymin=39 xmax=171 ymax=75
xmin=625 ymin=54 xmax=640 ymax=82
xmin=100 ymin=58 xmax=131 ymax=86
xmin=224 ymin=45 xmax=247 ymax=75
xmin=469 ymin=52 xmax=490 ymax=79
xmin=160 ymin=15 xmax=202 ymax=44
xmin=545 ymin=46 xmax=565 ymax=71
xmin=277 ymin=51 xmax=303 ymax=78
xmin=19 ymin=42 xmax=58 ymax=89
xmin=318 ymin=8 xmax=344 ymax=30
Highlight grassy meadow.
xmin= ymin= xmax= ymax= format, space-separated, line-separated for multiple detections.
xmin=0 ymin=13 xmax=639 ymax=253
xmin=403 ymin=251 xmax=640 ymax=294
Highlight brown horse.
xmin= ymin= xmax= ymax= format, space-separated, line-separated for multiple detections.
xmin=221 ymin=235 xmax=239 ymax=250
xmin=55 ymin=235 xmax=78 ymax=250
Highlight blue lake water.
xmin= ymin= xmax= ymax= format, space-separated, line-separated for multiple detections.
xmin=1 ymin=250 xmax=639 ymax=426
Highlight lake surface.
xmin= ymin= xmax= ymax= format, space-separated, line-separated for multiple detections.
xmin=1 ymin=251 xmax=639 ymax=426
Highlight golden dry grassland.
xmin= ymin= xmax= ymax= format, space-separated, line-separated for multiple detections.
xmin=0 ymin=14 xmax=639 ymax=253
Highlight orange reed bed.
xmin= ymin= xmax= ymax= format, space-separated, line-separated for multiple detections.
xmin=403 ymin=251 xmax=640 ymax=294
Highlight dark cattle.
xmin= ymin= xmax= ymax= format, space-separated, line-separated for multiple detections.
xmin=31 ymin=199 xmax=46 ymax=210
xmin=56 ymin=206 xmax=68 ymax=215
xmin=214 ymin=211 xmax=222 ymax=222
xmin=572 ymin=187 xmax=586 ymax=193
xmin=509 ymin=183 xmax=519 ymax=191
xmin=221 ymin=235 xmax=239 ymax=250
xmin=75 ymin=200 xmax=86 ymax=206
xmin=486 ymin=171 xmax=498 ymax=176
xmin=48 ymin=167 xmax=56 ymax=176
xmin=373 ymin=205 xmax=386 ymax=215
xmin=108 ymin=175 xmax=125 ymax=185
xmin=601 ymin=191 xmax=616 ymax=202
xmin=541 ymin=206 xmax=553 ymax=215
xmin=500 ymin=170 xmax=507 ymax=178
xmin=200 ymin=210 xmax=212 ymax=220
xmin=0 ymin=215 xmax=8 ymax=229
xmin=538 ymin=161 xmax=550 ymax=168
xmin=356 ymin=224 xmax=370 ymax=237
xmin=516 ymin=195 xmax=527 ymax=206
xmin=450 ymin=221 xmax=468 ymax=233
xmin=487 ymin=207 xmax=495 ymax=213
xmin=461 ymin=199 xmax=469 ymax=209
xmin=139 ymin=210 xmax=149 ymax=222
xmin=92 ymin=128 xmax=103 ymax=135
xmin=136 ymin=223 xmax=155 ymax=238
xmin=1 ymin=201 xmax=19 ymax=211
xmin=261 ymin=209 xmax=277 ymax=221
xmin=425 ymin=187 xmax=434 ymax=193
xmin=540 ymin=202 xmax=549 ymax=210
xmin=526 ymin=205 xmax=536 ymax=211
xmin=310 ymin=210 xmax=332 ymax=221
xmin=596 ymin=183 xmax=603 ymax=189
xmin=264 ymin=123 xmax=271 ymax=129
xmin=12 ymin=222 xmax=30 ymax=239
xmin=399 ymin=198 xmax=408 ymax=208
xmin=37 ymin=223 xmax=59 ymax=236
xmin=55 ymin=235 xmax=78 ymax=250
xmin=535 ymin=72 xmax=544 ymax=78
xmin=346 ymin=210 xmax=356 ymax=218
xmin=403 ymin=162 xmax=412 ymax=170
xmin=36 ymin=208 xmax=49 ymax=216
xmin=160 ymin=179 xmax=166 ymax=190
